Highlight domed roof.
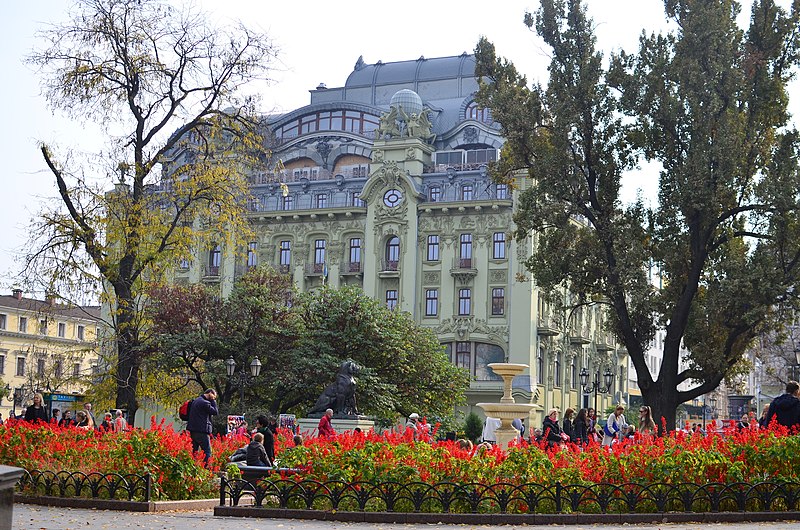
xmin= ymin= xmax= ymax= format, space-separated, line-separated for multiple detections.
xmin=390 ymin=89 xmax=423 ymax=116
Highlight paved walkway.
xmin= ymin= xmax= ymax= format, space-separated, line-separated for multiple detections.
xmin=12 ymin=504 xmax=800 ymax=530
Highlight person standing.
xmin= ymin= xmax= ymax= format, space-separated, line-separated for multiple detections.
xmin=638 ymin=405 xmax=656 ymax=436
xmin=764 ymin=381 xmax=800 ymax=431
xmin=83 ymin=403 xmax=96 ymax=429
xmin=602 ymin=405 xmax=628 ymax=447
xmin=562 ymin=408 xmax=575 ymax=443
xmin=542 ymin=409 xmax=566 ymax=447
xmin=187 ymin=388 xmax=218 ymax=465
xmin=24 ymin=393 xmax=50 ymax=424
xmin=255 ymin=415 xmax=276 ymax=464
xmin=59 ymin=410 xmax=75 ymax=427
xmin=317 ymin=408 xmax=335 ymax=438
xmin=113 ymin=410 xmax=128 ymax=432
xmin=573 ymin=408 xmax=590 ymax=445
xmin=99 ymin=412 xmax=113 ymax=432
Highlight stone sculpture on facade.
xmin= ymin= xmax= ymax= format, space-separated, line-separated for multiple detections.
xmin=375 ymin=104 xmax=435 ymax=143
xmin=308 ymin=360 xmax=360 ymax=417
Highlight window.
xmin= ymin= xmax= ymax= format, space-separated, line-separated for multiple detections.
xmin=74 ymin=363 xmax=81 ymax=377
xmin=16 ymin=357 xmax=25 ymax=377
xmin=0 ymin=314 xmax=6 ymax=330
xmin=315 ymin=193 xmax=328 ymax=208
xmin=429 ymin=186 xmax=441 ymax=202
xmin=54 ymin=359 xmax=63 ymax=379
xmin=496 ymin=184 xmax=508 ymax=199
xmin=426 ymin=235 xmax=440 ymax=261
xmin=178 ymin=257 xmax=190 ymax=269
xmin=461 ymin=184 xmax=474 ymax=201
xmin=314 ymin=239 xmax=326 ymax=266
xmin=459 ymin=234 xmax=472 ymax=268
xmin=18 ymin=317 xmax=27 ymax=333
xmin=466 ymin=101 xmax=493 ymax=123
xmin=77 ymin=325 xmax=85 ymax=341
xmin=37 ymin=358 xmax=45 ymax=376
xmin=458 ymin=288 xmax=472 ymax=315
xmin=554 ymin=352 xmax=562 ymax=387
xmin=247 ymin=242 xmax=258 ymax=268
xmin=0 ymin=354 xmax=5 ymax=375
xmin=475 ymin=343 xmax=504 ymax=380
xmin=58 ymin=322 xmax=66 ymax=338
xmin=39 ymin=319 xmax=47 ymax=335
xmin=491 ymin=288 xmax=505 ymax=316
xmin=537 ymin=348 xmax=545 ymax=384
xmin=570 ymin=357 xmax=577 ymax=389
xmin=349 ymin=238 xmax=362 ymax=268
xmin=425 ymin=289 xmax=439 ymax=316
xmin=455 ymin=342 xmax=471 ymax=371
xmin=385 ymin=236 xmax=400 ymax=269
xmin=352 ymin=193 xmax=365 ymax=207
xmin=435 ymin=151 xmax=464 ymax=166
xmin=493 ymin=232 xmax=506 ymax=259
xmin=279 ymin=241 xmax=292 ymax=271
xmin=465 ymin=148 xmax=498 ymax=164
xmin=209 ymin=245 xmax=221 ymax=275
xmin=281 ymin=195 xmax=293 ymax=210
xmin=386 ymin=290 xmax=398 ymax=310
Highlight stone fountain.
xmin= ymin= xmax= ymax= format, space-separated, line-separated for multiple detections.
xmin=477 ymin=363 xmax=538 ymax=450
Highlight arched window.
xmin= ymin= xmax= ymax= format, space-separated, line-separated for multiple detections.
xmin=385 ymin=236 xmax=400 ymax=270
xmin=465 ymin=101 xmax=493 ymax=124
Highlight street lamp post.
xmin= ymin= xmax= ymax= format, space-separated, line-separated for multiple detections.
xmin=12 ymin=387 xmax=25 ymax=418
xmin=225 ymin=356 xmax=262 ymax=404
xmin=791 ymin=349 xmax=800 ymax=382
xmin=579 ymin=367 xmax=614 ymax=414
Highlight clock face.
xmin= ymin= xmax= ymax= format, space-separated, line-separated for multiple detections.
xmin=383 ymin=188 xmax=403 ymax=208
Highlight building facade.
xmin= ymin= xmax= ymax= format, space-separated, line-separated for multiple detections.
xmin=166 ymin=54 xmax=629 ymax=424
xmin=0 ymin=289 xmax=103 ymax=419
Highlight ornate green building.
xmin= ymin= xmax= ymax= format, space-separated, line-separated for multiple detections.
xmin=167 ymin=54 xmax=629 ymax=425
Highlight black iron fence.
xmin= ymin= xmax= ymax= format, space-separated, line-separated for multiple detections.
xmin=17 ymin=469 xmax=152 ymax=502
xmin=220 ymin=477 xmax=800 ymax=514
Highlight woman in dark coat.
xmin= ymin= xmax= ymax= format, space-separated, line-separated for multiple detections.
xmin=573 ymin=408 xmax=590 ymax=445
xmin=24 ymin=393 xmax=49 ymax=424
xmin=542 ymin=409 xmax=564 ymax=447
xmin=562 ymin=408 xmax=575 ymax=442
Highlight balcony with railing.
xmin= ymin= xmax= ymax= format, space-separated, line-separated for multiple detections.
xmin=305 ymin=262 xmax=326 ymax=277
xmin=569 ymin=324 xmax=592 ymax=344
xmin=536 ymin=314 xmax=561 ymax=336
xmin=378 ymin=260 xmax=400 ymax=278
xmin=341 ymin=261 xmax=362 ymax=275
xmin=202 ymin=264 xmax=220 ymax=282
xmin=449 ymin=258 xmax=477 ymax=285
xmin=594 ymin=331 xmax=616 ymax=352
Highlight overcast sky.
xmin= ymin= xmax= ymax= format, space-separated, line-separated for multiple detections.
xmin=0 ymin=0 xmax=795 ymax=296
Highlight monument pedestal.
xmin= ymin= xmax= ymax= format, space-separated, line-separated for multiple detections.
xmin=0 ymin=465 xmax=24 ymax=530
xmin=297 ymin=417 xmax=375 ymax=437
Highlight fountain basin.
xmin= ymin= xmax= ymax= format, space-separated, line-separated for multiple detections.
xmin=476 ymin=403 xmax=538 ymax=419
xmin=487 ymin=363 xmax=529 ymax=378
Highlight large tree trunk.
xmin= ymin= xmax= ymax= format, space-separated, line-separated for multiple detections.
xmin=114 ymin=284 xmax=140 ymax=424
xmin=641 ymin=381 xmax=678 ymax=435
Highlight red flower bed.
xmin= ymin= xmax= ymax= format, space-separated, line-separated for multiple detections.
xmin=0 ymin=418 xmax=246 ymax=500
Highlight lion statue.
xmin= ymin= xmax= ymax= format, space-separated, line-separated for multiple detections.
xmin=308 ymin=360 xmax=360 ymax=417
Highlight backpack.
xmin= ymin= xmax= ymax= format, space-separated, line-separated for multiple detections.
xmin=178 ymin=399 xmax=193 ymax=421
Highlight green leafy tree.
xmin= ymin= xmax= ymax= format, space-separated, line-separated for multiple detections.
xmin=148 ymin=271 xmax=469 ymax=421
xmin=293 ymin=286 xmax=470 ymax=419
xmin=463 ymin=411 xmax=484 ymax=444
xmin=24 ymin=0 xmax=278 ymax=422
xmin=476 ymin=0 xmax=800 ymax=430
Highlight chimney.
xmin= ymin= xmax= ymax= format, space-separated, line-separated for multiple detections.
xmin=11 ymin=288 xmax=22 ymax=300
xmin=45 ymin=292 xmax=57 ymax=306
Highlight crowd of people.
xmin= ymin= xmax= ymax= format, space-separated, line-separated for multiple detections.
xmin=9 ymin=392 xmax=130 ymax=433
